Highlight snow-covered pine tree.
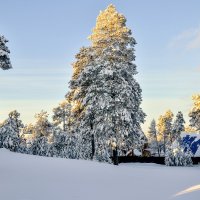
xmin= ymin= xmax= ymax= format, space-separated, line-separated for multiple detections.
xmin=28 ymin=111 xmax=53 ymax=155
xmin=0 ymin=35 xmax=12 ymax=70
xmin=147 ymin=119 xmax=160 ymax=156
xmin=157 ymin=110 xmax=173 ymax=154
xmin=65 ymin=133 xmax=79 ymax=159
xmin=32 ymin=110 xmax=53 ymax=138
xmin=157 ymin=115 xmax=165 ymax=155
xmin=74 ymin=5 xmax=146 ymax=162
xmin=165 ymin=140 xmax=193 ymax=166
xmin=52 ymin=100 xmax=72 ymax=131
xmin=21 ymin=123 xmax=34 ymax=137
xmin=172 ymin=111 xmax=185 ymax=140
xmin=30 ymin=136 xmax=49 ymax=156
xmin=189 ymin=95 xmax=200 ymax=131
xmin=0 ymin=110 xmax=24 ymax=152
xmin=66 ymin=47 xmax=95 ymax=160
xmin=48 ymin=129 xmax=68 ymax=157
xmin=47 ymin=128 xmax=78 ymax=159
xmin=164 ymin=110 xmax=174 ymax=144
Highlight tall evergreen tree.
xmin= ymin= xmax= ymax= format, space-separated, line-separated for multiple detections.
xmin=148 ymin=119 xmax=160 ymax=156
xmin=157 ymin=110 xmax=174 ymax=154
xmin=71 ymin=5 xmax=146 ymax=162
xmin=172 ymin=111 xmax=185 ymax=140
xmin=189 ymin=95 xmax=200 ymax=131
xmin=0 ymin=35 xmax=12 ymax=70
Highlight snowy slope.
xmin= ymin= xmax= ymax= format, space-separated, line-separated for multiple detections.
xmin=0 ymin=149 xmax=199 ymax=200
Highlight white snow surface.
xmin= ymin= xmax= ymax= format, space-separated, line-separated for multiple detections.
xmin=0 ymin=148 xmax=200 ymax=200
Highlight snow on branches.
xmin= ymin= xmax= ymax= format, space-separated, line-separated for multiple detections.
xmin=0 ymin=35 xmax=12 ymax=70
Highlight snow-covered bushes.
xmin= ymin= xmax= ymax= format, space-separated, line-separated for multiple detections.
xmin=48 ymin=131 xmax=68 ymax=157
xmin=165 ymin=140 xmax=193 ymax=166
xmin=29 ymin=136 xmax=49 ymax=156
xmin=48 ymin=131 xmax=78 ymax=159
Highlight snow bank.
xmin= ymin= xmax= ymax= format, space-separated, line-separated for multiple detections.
xmin=0 ymin=148 xmax=199 ymax=200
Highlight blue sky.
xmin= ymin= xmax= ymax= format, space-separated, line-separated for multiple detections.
xmin=0 ymin=0 xmax=200 ymax=132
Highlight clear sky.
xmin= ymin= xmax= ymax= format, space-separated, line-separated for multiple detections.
xmin=0 ymin=0 xmax=200 ymax=132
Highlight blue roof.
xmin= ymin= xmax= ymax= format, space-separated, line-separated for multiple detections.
xmin=181 ymin=133 xmax=200 ymax=156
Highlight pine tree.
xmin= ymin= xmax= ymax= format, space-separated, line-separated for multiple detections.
xmin=0 ymin=35 xmax=12 ymax=70
xmin=8 ymin=110 xmax=24 ymax=135
xmin=52 ymin=100 xmax=72 ymax=131
xmin=30 ymin=136 xmax=49 ymax=156
xmin=172 ymin=111 xmax=185 ymax=140
xmin=28 ymin=111 xmax=53 ymax=155
xmin=157 ymin=110 xmax=174 ymax=154
xmin=71 ymin=5 xmax=146 ymax=162
xmin=47 ymin=128 xmax=78 ymax=159
xmin=33 ymin=110 xmax=53 ymax=138
xmin=65 ymin=133 xmax=79 ymax=159
xmin=0 ymin=110 xmax=24 ymax=152
xmin=48 ymin=129 xmax=68 ymax=157
xmin=189 ymin=95 xmax=200 ymax=131
xmin=147 ymin=119 xmax=160 ymax=156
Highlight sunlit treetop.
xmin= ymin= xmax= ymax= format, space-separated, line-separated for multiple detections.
xmin=189 ymin=95 xmax=200 ymax=131
xmin=88 ymin=4 xmax=134 ymax=48
xmin=163 ymin=110 xmax=174 ymax=120
xmin=157 ymin=110 xmax=174 ymax=140
xmin=192 ymin=94 xmax=200 ymax=110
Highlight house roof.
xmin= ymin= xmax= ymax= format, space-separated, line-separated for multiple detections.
xmin=181 ymin=132 xmax=200 ymax=157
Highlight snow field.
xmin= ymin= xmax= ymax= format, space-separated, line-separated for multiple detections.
xmin=0 ymin=149 xmax=199 ymax=200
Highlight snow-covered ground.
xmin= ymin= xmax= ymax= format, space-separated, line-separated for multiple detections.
xmin=0 ymin=148 xmax=199 ymax=200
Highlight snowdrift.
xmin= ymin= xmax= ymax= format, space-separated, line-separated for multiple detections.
xmin=0 ymin=148 xmax=199 ymax=200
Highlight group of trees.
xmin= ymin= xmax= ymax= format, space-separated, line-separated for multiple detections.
xmin=147 ymin=95 xmax=200 ymax=166
xmin=1 ymin=5 xmax=200 ymax=166
xmin=148 ymin=110 xmax=185 ymax=156
xmin=0 ymin=5 xmax=146 ymax=163
xmin=0 ymin=109 xmax=77 ymax=158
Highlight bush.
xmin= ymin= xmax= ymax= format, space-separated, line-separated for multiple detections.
xmin=165 ymin=140 xmax=193 ymax=166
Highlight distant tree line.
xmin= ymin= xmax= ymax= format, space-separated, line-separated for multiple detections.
xmin=146 ymin=95 xmax=200 ymax=166
xmin=0 ymin=94 xmax=199 ymax=166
